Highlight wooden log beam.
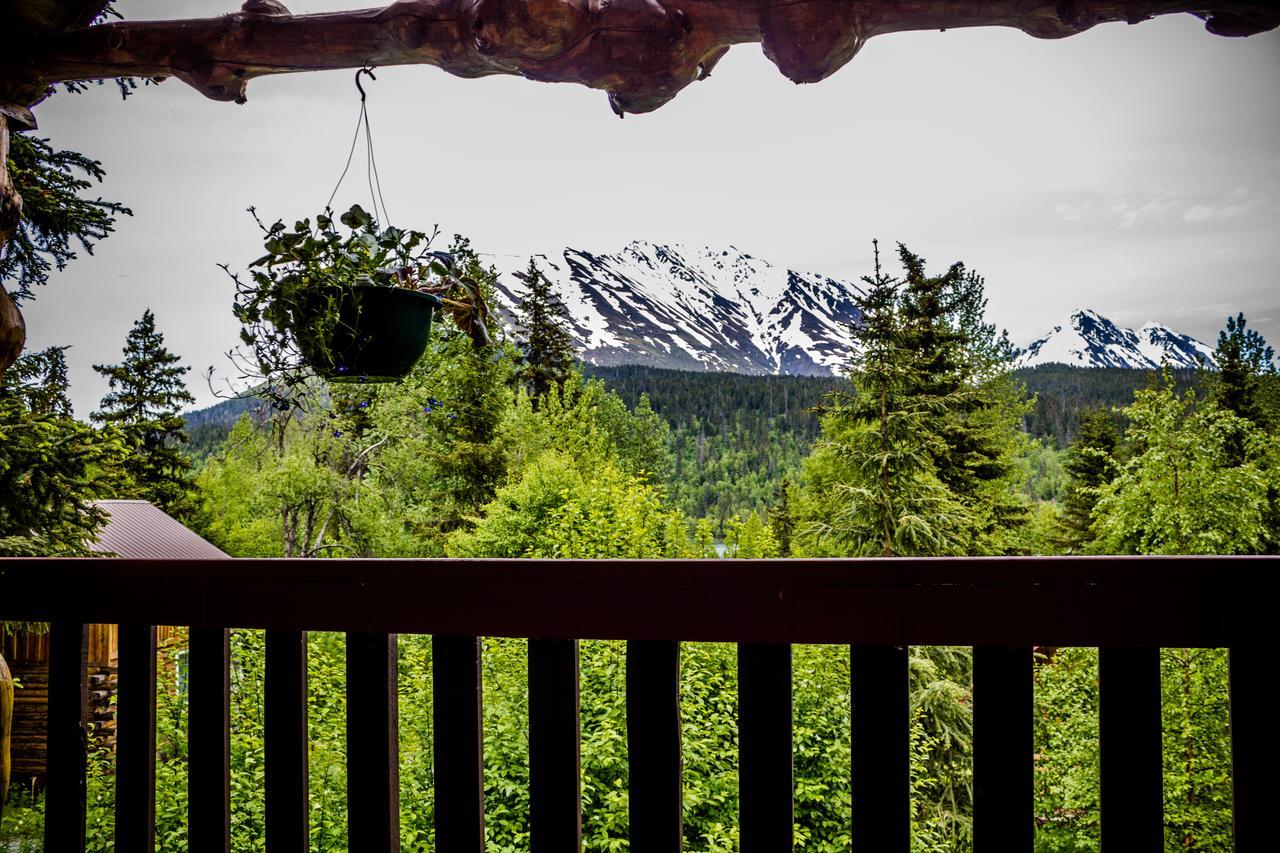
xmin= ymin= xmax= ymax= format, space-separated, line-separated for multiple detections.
xmin=3 ymin=1 xmax=1277 ymax=117
xmin=0 ymin=109 xmax=33 ymax=376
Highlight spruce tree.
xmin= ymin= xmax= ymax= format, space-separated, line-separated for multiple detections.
xmin=92 ymin=309 xmax=196 ymax=518
xmin=896 ymin=244 xmax=1027 ymax=552
xmin=7 ymin=344 xmax=72 ymax=417
xmin=769 ymin=475 xmax=795 ymax=557
xmin=1212 ymin=312 xmax=1276 ymax=432
xmin=1058 ymin=408 xmax=1121 ymax=553
xmin=513 ymin=258 xmax=575 ymax=402
xmin=1 ymin=347 xmax=111 ymax=555
xmin=800 ymin=242 xmax=970 ymax=557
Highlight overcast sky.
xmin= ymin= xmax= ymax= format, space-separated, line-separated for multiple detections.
xmin=17 ymin=1 xmax=1280 ymax=416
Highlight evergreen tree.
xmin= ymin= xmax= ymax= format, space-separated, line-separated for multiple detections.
xmin=92 ymin=309 xmax=196 ymax=518
xmin=513 ymin=257 xmax=575 ymax=402
xmin=769 ymin=476 xmax=795 ymax=557
xmin=6 ymin=344 xmax=72 ymax=417
xmin=1 ymin=347 xmax=115 ymax=555
xmin=1212 ymin=313 xmax=1277 ymax=452
xmin=798 ymin=242 xmax=970 ymax=557
xmin=896 ymin=244 xmax=1028 ymax=552
xmin=1058 ymin=409 xmax=1121 ymax=553
xmin=3 ymin=134 xmax=132 ymax=300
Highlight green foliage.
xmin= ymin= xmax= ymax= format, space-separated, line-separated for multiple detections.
xmin=1161 ymin=648 xmax=1233 ymax=850
xmin=796 ymin=244 xmax=974 ymax=558
xmin=92 ymin=309 xmax=197 ymax=519
xmin=513 ymin=258 xmax=575 ymax=402
xmin=590 ymin=365 xmax=835 ymax=533
xmin=1057 ymin=410 xmax=1121 ymax=553
xmin=196 ymin=410 xmax=364 ymax=558
xmin=2 ymin=134 xmax=131 ymax=300
xmin=1211 ymin=312 xmax=1277 ymax=434
xmin=1015 ymin=365 xmax=1201 ymax=449
xmin=0 ymin=347 xmax=118 ymax=556
xmin=1017 ymin=438 xmax=1067 ymax=504
xmin=1091 ymin=370 xmax=1278 ymax=555
xmin=226 ymin=206 xmax=490 ymax=408
xmin=723 ymin=511 xmax=778 ymax=558
xmin=1033 ymin=648 xmax=1100 ymax=851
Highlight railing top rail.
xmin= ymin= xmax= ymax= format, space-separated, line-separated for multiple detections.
xmin=1 ymin=556 xmax=1270 ymax=646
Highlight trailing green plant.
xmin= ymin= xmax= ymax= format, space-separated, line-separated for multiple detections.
xmin=225 ymin=204 xmax=491 ymax=409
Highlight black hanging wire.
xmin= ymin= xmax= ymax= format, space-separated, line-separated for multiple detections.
xmin=324 ymin=66 xmax=392 ymax=226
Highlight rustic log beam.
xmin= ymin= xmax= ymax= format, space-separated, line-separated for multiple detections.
xmin=3 ymin=1 xmax=1277 ymax=117
xmin=0 ymin=108 xmax=34 ymax=376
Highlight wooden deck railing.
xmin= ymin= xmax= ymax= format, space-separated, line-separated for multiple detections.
xmin=0 ymin=556 xmax=1271 ymax=852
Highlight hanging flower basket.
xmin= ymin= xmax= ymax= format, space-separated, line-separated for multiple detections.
xmin=300 ymin=284 xmax=442 ymax=382
xmin=225 ymin=204 xmax=490 ymax=408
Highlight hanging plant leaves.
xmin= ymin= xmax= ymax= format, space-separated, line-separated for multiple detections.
xmin=223 ymin=204 xmax=492 ymax=410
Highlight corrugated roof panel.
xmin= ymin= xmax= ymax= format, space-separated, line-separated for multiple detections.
xmin=90 ymin=500 xmax=229 ymax=560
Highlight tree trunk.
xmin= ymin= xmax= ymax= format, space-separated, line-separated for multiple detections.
xmin=0 ymin=651 xmax=13 ymax=823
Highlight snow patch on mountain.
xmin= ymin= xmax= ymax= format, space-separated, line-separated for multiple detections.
xmin=1015 ymin=309 xmax=1216 ymax=370
xmin=492 ymin=243 xmax=1217 ymax=376
xmin=494 ymin=241 xmax=862 ymax=376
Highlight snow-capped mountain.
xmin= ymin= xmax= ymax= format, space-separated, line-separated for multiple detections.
xmin=1015 ymin=309 xmax=1216 ymax=370
xmin=491 ymin=244 xmax=1216 ymax=375
xmin=493 ymin=242 xmax=862 ymax=376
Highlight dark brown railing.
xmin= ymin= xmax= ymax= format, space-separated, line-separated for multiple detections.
xmin=0 ymin=556 xmax=1271 ymax=852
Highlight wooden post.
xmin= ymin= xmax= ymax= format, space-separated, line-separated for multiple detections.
xmin=265 ymin=630 xmax=309 ymax=853
xmin=1229 ymin=644 xmax=1270 ymax=852
xmin=973 ymin=645 xmax=1033 ymax=851
xmin=528 ymin=638 xmax=582 ymax=853
xmin=432 ymin=635 xmax=485 ymax=852
xmin=1098 ymin=647 xmax=1163 ymax=852
xmin=0 ymin=650 xmax=13 ymax=827
xmin=44 ymin=620 xmax=88 ymax=853
xmin=115 ymin=624 xmax=157 ymax=851
xmin=346 ymin=632 xmax=400 ymax=852
xmin=851 ymin=645 xmax=909 ymax=853
xmin=626 ymin=640 xmax=682 ymax=853
xmin=188 ymin=627 xmax=231 ymax=853
xmin=738 ymin=642 xmax=793 ymax=853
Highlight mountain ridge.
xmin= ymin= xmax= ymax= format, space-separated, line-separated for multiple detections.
xmin=491 ymin=241 xmax=862 ymax=376
xmin=491 ymin=242 xmax=1217 ymax=375
xmin=1014 ymin=308 xmax=1216 ymax=370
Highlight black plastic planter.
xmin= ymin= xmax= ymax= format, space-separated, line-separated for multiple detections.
xmin=304 ymin=285 xmax=442 ymax=382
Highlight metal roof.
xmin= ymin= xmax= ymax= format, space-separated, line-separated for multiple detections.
xmin=90 ymin=500 xmax=229 ymax=560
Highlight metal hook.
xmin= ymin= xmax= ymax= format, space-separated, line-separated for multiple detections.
xmin=354 ymin=66 xmax=377 ymax=101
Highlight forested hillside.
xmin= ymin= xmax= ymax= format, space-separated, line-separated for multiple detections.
xmin=181 ymin=364 xmax=1202 ymax=527
xmin=1016 ymin=364 xmax=1201 ymax=446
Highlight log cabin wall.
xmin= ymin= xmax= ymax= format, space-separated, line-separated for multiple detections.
xmin=1 ymin=624 xmax=186 ymax=784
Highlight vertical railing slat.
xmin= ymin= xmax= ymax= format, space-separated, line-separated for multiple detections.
xmin=627 ymin=640 xmax=682 ymax=853
xmin=188 ymin=627 xmax=231 ymax=853
xmin=433 ymin=635 xmax=485 ymax=852
xmin=347 ymin=632 xmax=401 ymax=852
xmin=1098 ymin=646 xmax=1163 ymax=853
xmin=265 ymin=630 xmax=309 ymax=853
xmin=851 ymin=645 xmax=909 ymax=853
xmin=529 ymin=638 xmax=582 ymax=853
xmin=738 ymin=642 xmax=793 ymax=853
xmin=1229 ymin=644 xmax=1265 ymax=852
xmin=44 ymin=620 xmax=88 ymax=853
xmin=116 ymin=623 xmax=157 ymax=851
xmin=973 ymin=645 xmax=1033 ymax=852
